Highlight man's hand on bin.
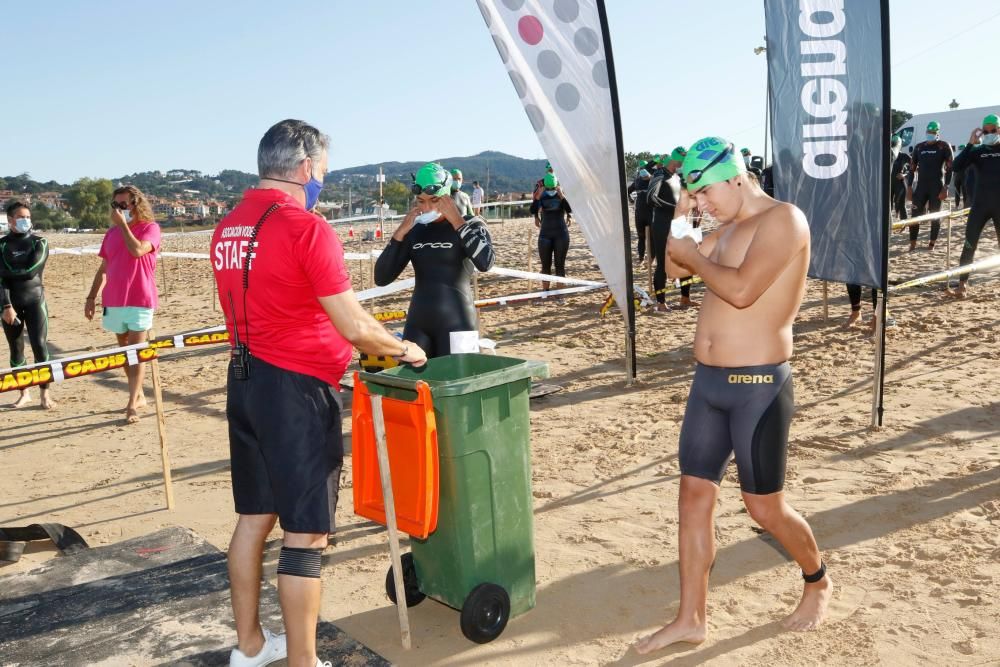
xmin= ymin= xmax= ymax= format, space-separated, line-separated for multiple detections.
xmin=396 ymin=340 xmax=428 ymax=367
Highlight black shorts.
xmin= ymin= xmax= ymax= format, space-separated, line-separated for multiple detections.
xmin=226 ymin=356 xmax=343 ymax=533
xmin=678 ymin=362 xmax=793 ymax=495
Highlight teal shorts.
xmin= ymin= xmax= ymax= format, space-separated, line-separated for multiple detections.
xmin=102 ymin=306 xmax=154 ymax=334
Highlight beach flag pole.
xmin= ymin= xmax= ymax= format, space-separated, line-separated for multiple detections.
xmin=148 ymin=330 xmax=175 ymax=509
xmin=370 ymin=394 xmax=412 ymax=650
xmin=822 ymin=282 xmax=829 ymax=322
xmin=871 ymin=0 xmax=892 ymax=428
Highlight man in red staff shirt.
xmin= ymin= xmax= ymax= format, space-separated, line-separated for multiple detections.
xmin=212 ymin=119 xmax=426 ymax=667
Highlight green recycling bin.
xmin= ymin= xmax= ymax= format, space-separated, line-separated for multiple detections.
xmin=358 ymin=353 xmax=547 ymax=644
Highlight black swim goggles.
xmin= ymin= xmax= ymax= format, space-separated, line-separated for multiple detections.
xmin=411 ymin=172 xmax=450 ymax=196
xmin=686 ymin=143 xmax=736 ymax=186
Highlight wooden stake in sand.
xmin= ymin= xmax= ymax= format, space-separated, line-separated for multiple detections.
xmin=370 ymin=394 xmax=412 ymax=650
xmin=822 ymin=281 xmax=829 ymax=322
xmin=147 ymin=333 xmax=175 ymax=510
xmin=945 ymin=213 xmax=953 ymax=281
xmin=526 ymin=225 xmax=534 ymax=293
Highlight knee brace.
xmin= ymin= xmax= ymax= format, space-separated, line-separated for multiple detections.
xmin=276 ymin=546 xmax=323 ymax=579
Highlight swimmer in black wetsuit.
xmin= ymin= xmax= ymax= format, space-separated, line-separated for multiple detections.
xmin=1 ymin=201 xmax=55 ymax=408
xmin=951 ymin=113 xmax=1000 ymax=298
xmin=530 ymin=173 xmax=573 ymax=291
xmin=647 ymin=146 xmax=694 ymax=311
xmin=628 ymin=167 xmax=653 ymax=261
xmin=909 ymin=120 xmax=954 ymax=251
xmin=374 ymin=162 xmax=495 ymax=358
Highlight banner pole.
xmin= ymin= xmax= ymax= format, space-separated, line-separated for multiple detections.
xmin=870 ymin=291 xmax=886 ymax=429
xmin=822 ymin=281 xmax=829 ymax=322
xmin=875 ymin=0 xmax=893 ymax=427
xmin=597 ymin=0 xmax=638 ymax=383
xmin=646 ymin=227 xmax=653 ymax=297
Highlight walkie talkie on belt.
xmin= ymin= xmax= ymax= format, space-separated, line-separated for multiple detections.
xmin=228 ymin=291 xmax=250 ymax=381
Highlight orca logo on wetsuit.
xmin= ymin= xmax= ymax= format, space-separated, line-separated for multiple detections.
xmin=412 ymin=242 xmax=454 ymax=250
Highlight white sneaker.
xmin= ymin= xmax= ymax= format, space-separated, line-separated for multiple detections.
xmin=229 ymin=627 xmax=287 ymax=667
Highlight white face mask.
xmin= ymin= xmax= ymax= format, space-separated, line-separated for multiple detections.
xmin=14 ymin=217 xmax=32 ymax=233
xmin=981 ymin=133 xmax=999 ymax=146
xmin=454 ymin=180 xmax=463 ymax=190
xmin=414 ymin=210 xmax=440 ymax=225
xmin=123 ymin=210 xmax=133 ymax=223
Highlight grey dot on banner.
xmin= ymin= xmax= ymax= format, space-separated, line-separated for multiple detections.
xmin=554 ymin=0 xmax=580 ymax=22
xmin=574 ymin=27 xmax=600 ymax=56
xmin=537 ymin=50 xmax=562 ymax=79
xmin=525 ymin=104 xmax=545 ymax=132
xmin=502 ymin=0 xmax=525 ymax=9
xmin=508 ymin=70 xmax=527 ymax=99
xmin=556 ymin=83 xmax=580 ymax=111
xmin=593 ymin=59 xmax=609 ymax=88
xmin=477 ymin=0 xmax=491 ymax=27
xmin=493 ymin=35 xmax=509 ymax=64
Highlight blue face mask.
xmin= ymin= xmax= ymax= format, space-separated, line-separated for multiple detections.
xmin=14 ymin=217 xmax=32 ymax=234
xmin=544 ymin=189 xmax=557 ymax=197
xmin=926 ymin=134 xmax=938 ymax=143
xmin=304 ymin=176 xmax=323 ymax=211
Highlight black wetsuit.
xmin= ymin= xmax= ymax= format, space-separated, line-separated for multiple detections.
xmin=965 ymin=165 xmax=978 ymax=209
xmin=628 ymin=174 xmax=653 ymax=261
xmin=531 ymin=191 xmax=572 ymax=279
xmin=891 ymin=151 xmax=910 ymax=221
xmin=909 ymin=140 xmax=954 ymax=243
xmin=952 ymin=143 xmax=1000 ymax=283
xmin=646 ymin=168 xmax=690 ymax=302
xmin=374 ymin=216 xmax=494 ymax=358
xmin=0 ymin=231 xmax=51 ymax=368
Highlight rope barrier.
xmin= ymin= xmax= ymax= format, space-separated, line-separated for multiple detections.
xmin=888 ymin=253 xmax=1000 ymax=292
xmin=890 ymin=207 xmax=969 ymax=231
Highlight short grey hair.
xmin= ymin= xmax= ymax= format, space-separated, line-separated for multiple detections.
xmin=257 ymin=119 xmax=330 ymax=179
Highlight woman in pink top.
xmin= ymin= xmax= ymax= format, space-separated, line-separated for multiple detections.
xmin=84 ymin=185 xmax=160 ymax=424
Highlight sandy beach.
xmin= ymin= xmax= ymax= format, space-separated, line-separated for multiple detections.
xmin=3 ymin=212 xmax=999 ymax=666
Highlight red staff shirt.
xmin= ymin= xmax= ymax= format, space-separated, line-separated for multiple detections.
xmin=211 ymin=188 xmax=353 ymax=388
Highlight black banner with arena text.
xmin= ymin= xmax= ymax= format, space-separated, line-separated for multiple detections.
xmin=765 ymin=0 xmax=890 ymax=289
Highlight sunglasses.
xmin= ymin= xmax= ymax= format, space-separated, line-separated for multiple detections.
xmin=686 ymin=143 xmax=735 ymax=186
xmin=111 ymin=201 xmax=130 ymax=211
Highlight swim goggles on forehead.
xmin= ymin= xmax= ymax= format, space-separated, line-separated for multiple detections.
xmin=410 ymin=172 xmax=450 ymax=196
xmin=685 ymin=143 xmax=735 ymax=186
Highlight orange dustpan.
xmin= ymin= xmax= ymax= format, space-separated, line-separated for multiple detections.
xmin=352 ymin=372 xmax=439 ymax=539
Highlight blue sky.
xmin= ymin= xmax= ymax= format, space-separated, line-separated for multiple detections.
xmin=3 ymin=0 xmax=996 ymax=183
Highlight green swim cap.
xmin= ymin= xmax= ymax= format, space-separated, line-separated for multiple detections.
xmin=890 ymin=134 xmax=901 ymax=146
xmin=959 ymin=144 xmax=966 ymax=150
xmin=450 ymin=168 xmax=463 ymax=179
xmin=681 ymin=137 xmax=746 ymax=191
xmin=543 ymin=172 xmax=558 ymax=188
xmin=545 ymin=161 xmax=552 ymax=171
xmin=413 ymin=162 xmax=452 ymax=196
xmin=740 ymin=147 xmax=751 ymax=156
xmin=927 ymin=121 xmax=940 ymax=132
xmin=652 ymin=154 xmax=661 ymax=164
xmin=669 ymin=146 xmax=687 ymax=163
xmin=984 ymin=113 xmax=999 ymax=127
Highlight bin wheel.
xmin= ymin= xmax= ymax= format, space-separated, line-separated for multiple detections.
xmin=385 ymin=552 xmax=425 ymax=607
xmin=460 ymin=583 xmax=510 ymax=644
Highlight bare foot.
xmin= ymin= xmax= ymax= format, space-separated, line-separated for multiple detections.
xmin=927 ymin=242 xmax=935 ymax=251
xmin=40 ymin=390 xmax=57 ymax=410
xmin=782 ymin=575 xmax=833 ymax=632
xmin=134 ymin=395 xmax=148 ymax=410
xmin=655 ymin=303 xmax=668 ymax=313
xmin=842 ymin=310 xmax=861 ymax=329
xmin=634 ymin=618 xmax=706 ymax=655
xmin=950 ymin=283 xmax=969 ymax=299
xmin=908 ymin=242 xmax=917 ymax=253
xmin=125 ymin=408 xmax=140 ymax=424
xmin=12 ymin=390 xmax=32 ymax=408
xmin=678 ymin=297 xmax=697 ymax=309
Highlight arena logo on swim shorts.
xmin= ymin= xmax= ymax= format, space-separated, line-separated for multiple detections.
xmin=799 ymin=0 xmax=849 ymax=179
xmin=1 ymin=366 xmax=52 ymax=391
xmin=728 ymin=374 xmax=774 ymax=384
